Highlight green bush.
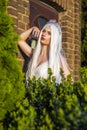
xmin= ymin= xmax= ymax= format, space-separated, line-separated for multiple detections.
xmin=25 ymin=68 xmax=87 ymax=130
xmin=5 ymin=68 xmax=87 ymax=130
xmin=0 ymin=0 xmax=25 ymax=129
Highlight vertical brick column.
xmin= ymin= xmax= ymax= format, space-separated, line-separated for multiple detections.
xmin=17 ymin=0 xmax=30 ymax=33
xmin=73 ymin=0 xmax=81 ymax=80
xmin=7 ymin=0 xmax=30 ymax=67
xmin=7 ymin=0 xmax=18 ymax=31
xmin=59 ymin=0 xmax=81 ymax=81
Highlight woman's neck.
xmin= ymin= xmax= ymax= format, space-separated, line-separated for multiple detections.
xmin=36 ymin=45 xmax=49 ymax=67
xmin=40 ymin=45 xmax=49 ymax=57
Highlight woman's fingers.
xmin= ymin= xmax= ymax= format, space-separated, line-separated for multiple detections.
xmin=32 ymin=27 xmax=40 ymax=38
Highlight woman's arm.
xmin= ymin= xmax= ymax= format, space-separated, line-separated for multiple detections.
xmin=18 ymin=27 xmax=40 ymax=57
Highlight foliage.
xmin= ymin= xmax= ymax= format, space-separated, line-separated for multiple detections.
xmin=4 ymin=99 xmax=36 ymax=130
xmin=3 ymin=68 xmax=87 ymax=130
xmin=0 ymin=0 xmax=25 ymax=129
xmin=81 ymin=0 xmax=87 ymax=66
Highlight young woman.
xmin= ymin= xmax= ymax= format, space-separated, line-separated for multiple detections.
xmin=18 ymin=20 xmax=70 ymax=84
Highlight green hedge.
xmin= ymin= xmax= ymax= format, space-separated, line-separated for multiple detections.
xmin=0 ymin=0 xmax=25 ymax=129
xmin=4 ymin=68 xmax=87 ymax=130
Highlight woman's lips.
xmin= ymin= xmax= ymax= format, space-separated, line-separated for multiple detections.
xmin=41 ymin=37 xmax=45 ymax=40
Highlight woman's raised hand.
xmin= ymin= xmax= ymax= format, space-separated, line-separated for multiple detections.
xmin=32 ymin=26 xmax=40 ymax=38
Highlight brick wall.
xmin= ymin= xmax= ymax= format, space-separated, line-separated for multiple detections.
xmin=73 ymin=0 xmax=81 ymax=80
xmin=8 ymin=0 xmax=30 ymax=66
xmin=59 ymin=0 xmax=81 ymax=80
xmin=7 ymin=0 xmax=81 ymax=81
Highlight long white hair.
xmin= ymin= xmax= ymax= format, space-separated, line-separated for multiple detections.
xmin=26 ymin=20 xmax=70 ymax=83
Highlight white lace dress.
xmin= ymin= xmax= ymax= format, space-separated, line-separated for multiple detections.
xmin=34 ymin=61 xmax=48 ymax=79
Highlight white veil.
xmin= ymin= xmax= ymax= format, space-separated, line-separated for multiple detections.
xmin=26 ymin=20 xmax=70 ymax=83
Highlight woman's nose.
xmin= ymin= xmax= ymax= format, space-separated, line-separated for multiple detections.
xmin=43 ymin=32 xmax=47 ymax=36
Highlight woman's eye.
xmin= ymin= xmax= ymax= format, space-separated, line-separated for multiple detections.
xmin=42 ymin=29 xmax=51 ymax=35
xmin=48 ymin=31 xmax=51 ymax=35
xmin=42 ymin=29 xmax=46 ymax=33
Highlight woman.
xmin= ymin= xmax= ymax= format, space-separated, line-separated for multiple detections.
xmin=18 ymin=20 xmax=70 ymax=84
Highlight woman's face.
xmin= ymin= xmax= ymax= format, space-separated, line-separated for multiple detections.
xmin=40 ymin=26 xmax=51 ymax=45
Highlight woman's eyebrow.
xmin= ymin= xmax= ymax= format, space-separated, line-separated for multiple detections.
xmin=48 ymin=30 xmax=51 ymax=35
xmin=42 ymin=29 xmax=46 ymax=32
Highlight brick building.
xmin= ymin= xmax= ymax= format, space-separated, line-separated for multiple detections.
xmin=7 ymin=0 xmax=81 ymax=81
